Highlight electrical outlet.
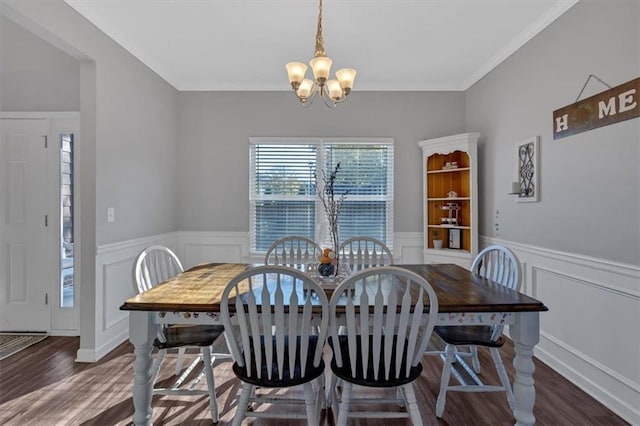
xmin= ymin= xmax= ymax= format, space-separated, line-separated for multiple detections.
xmin=107 ymin=207 xmax=115 ymax=223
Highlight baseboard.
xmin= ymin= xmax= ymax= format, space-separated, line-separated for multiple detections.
xmin=75 ymin=348 xmax=97 ymax=363
xmin=536 ymin=340 xmax=639 ymax=425
xmin=76 ymin=327 xmax=129 ymax=363
xmin=49 ymin=330 xmax=79 ymax=337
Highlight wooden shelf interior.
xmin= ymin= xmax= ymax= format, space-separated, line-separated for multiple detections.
xmin=427 ymin=200 xmax=470 ymax=226
xmin=426 ymin=150 xmax=470 ymax=170
xmin=427 ymin=225 xmax=472 ymax=250
xmin=426 ymin=151 xmax=472 ymax=251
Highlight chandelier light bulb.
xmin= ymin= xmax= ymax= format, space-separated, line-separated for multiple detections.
xmin=297 ymin=79 xmax=314 ymax=98
xmin=335 ymin=68 xmax=357 ymax=90
xmin=310 ymin=56 xmax=332 ymax=81
xmin=286 ymin=62 xmax=308 ymax=88
xmin=327 ymin=79 xmax=342 ymax=100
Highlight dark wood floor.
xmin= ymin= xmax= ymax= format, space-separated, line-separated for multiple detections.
xmin=0 ymin=336 xmax=628 ymax=425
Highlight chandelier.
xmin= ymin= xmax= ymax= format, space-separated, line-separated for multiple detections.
xmin=285 ymin=0 xmax=357 ymax=108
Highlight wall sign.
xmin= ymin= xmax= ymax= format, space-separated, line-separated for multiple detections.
xmin=553 ymin=77 xmax=639 ymax=139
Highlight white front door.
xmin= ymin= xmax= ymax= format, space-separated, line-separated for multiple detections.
xmin=0 ymin=118 xmax=53 ymax=331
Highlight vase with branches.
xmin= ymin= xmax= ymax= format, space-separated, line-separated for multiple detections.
xmin=316 ymin=162 xmax=347 ymax=275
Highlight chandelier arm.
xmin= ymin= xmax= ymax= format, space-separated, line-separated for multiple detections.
xmin=319 ymin=86 xmax=338 ymax=109
xmin=329 ymin=89 xmax=349 ymax=104
xmin=320 ymin=84 xmax=348 ymax=105
xmin=301 ymin=96 xmax=314 ymax=107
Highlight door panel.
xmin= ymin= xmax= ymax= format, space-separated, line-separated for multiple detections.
xmin=0 ymin=119 xmax=51 ymax=331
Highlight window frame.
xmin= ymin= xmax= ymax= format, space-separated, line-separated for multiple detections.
xmin=249 ymin=137 xmax=394 ymax=254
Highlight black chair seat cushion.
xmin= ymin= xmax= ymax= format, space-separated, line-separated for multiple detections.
xmin=435 ymin=325 xmax=505 ymax=347
xmin=154 ymin=324 xmax=225 ymax=349
xmin=232 ymin=335 xmax=325 ymax=388
xmin=329 ymin=335 xmax=422 ymax=388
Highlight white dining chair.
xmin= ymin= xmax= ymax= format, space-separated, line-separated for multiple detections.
xmin=133 ymin=245 xmax=228 ymax=423
xmin=220 ymin=265 xmax=329 ymax=426
xmin=337 ymin=237 xmax=393 ymax=272
xmin=434 ymin=244 xmax=522 ymax=418
xmin=264 ymin=236 xmax=322 ymax=268
xmin=328 ymin=266 xmax=439 ymax=425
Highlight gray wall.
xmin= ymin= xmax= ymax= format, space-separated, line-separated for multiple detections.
xmin=3 ymin=0 xmax=181 ymax=246
xmin=2 ymin=0 xmax=180 ymax=352
xmin=177 ymin=91 xmax=465 ymax=235
xmin=0 ymin=16 xmax=80 ymax=111
xmin=466 ymin=0 xmax=640 ymax=265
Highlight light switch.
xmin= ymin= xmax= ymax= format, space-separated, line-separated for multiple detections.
xmin=107 ymin=207 xmax=115 ymax=223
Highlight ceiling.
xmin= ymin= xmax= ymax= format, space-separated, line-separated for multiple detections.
xmin=64 ymin=0 xmax=578 ymax=92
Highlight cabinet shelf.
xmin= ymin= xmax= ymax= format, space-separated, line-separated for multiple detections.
xmin=427 ymin=197 xmax=470 ymax=201
xmin=424 ymin=248 xmax=472 ymax=256
xmin=426 ymin=167 xmax=470 ymax=174
xmin=428 ymin=224 xmax=471 ymax=230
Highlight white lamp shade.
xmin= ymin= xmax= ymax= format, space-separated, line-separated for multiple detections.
xmin=310 ymin=56 xmax=332 ymax=80
xmin=327 ymin=79 xmax=342 ymax=99
xmin=297 ymin=79 xmax=314 ymax=98
xmin=286 ymin=62 xmax=307 ymax=84
xmin=336 ymin=68 xmax=357 ymax=89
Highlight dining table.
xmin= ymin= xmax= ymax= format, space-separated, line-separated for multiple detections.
xmin=120 ymin=262 xmax=548 ymax=426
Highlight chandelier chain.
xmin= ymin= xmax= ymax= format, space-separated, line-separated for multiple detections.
xmin=315 ymin=0 xmax=326 ymax=57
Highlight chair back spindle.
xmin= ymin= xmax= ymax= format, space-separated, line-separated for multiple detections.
xmin=222 ymin=266 xmax=328 ymax=382
xmin=471 ymin=244 xmax=522 ymax=340
xmin=133 ymin=245 xmax=183 ymax=293
xmin=338 ymin=237 xmax=393 ymax=272
xmin=221 ymin=265 xmax=329 ymax=424
xmin=264 ymin=236 xmax=321 ymax=268
xmin=327 ymin=266 xmax=438 ymax=423
xmin=330 ymin=266 xmax=438 ymax=382
xmin=472 ymin=245 xmax=520 ymax=291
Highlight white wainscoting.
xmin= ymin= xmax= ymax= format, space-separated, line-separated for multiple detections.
xmin=91 ymin=231 xmax=639 ymax=424
xmin=178 ymin=231 xmax=250 ymax=269
xmin=393 ymin=232 xmax=425 ymax=264
xmin=77 ymin=232 xmax=180 ymax=362
xmin=480 ymin=236 xmax=640 ymax=425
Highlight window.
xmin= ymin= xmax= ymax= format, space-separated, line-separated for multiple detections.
xmin=60 ymin=133 xmax=74 ymax=308
xmin=250 ymin=138 xmax=394 ymax=253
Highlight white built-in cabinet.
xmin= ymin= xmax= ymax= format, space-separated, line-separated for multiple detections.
xmin=417 ymin=133 xmax=479 ymax=267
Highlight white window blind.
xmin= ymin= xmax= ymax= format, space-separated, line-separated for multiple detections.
xmin=250 ymin=138 xmax=394 ymax=253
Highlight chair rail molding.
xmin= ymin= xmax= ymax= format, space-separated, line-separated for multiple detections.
xmin=480 ymin=235 xmax=640 ymax=425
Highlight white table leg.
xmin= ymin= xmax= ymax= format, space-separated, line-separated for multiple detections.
xmin=509 ymin=311 xmax=540 ymax=426
xmin=129 ymin=311 xmax=155 ymax=426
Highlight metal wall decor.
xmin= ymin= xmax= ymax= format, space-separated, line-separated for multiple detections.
xmin=516 ymin=136 xmax=539 ymax=203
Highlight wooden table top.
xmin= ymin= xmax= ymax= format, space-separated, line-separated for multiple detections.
xmin=120 ymin=263 xmax=548 ymax=314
